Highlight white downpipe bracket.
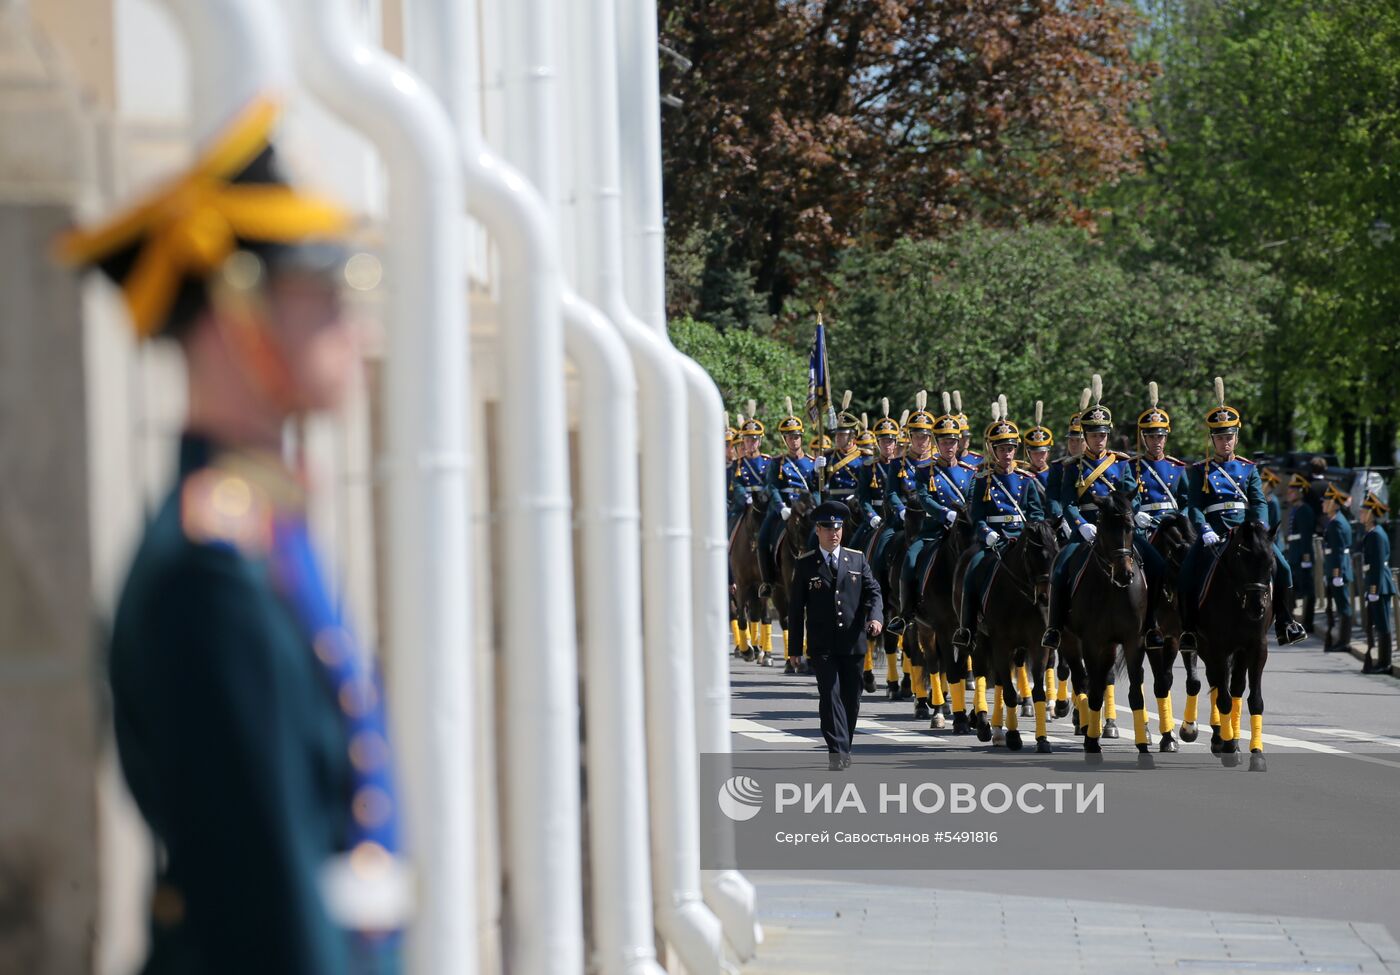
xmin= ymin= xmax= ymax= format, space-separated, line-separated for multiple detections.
xmin=158 ymin=0 xmax=290 ymax=141
xmin=478 ymin=0 xmax=667 ymax=972
xmin=286 ymin=3 xmax=476 ymax=974
xmin=614 ymin=0 xmax=761 ymax=958
xmin=405 ymin=2 xmax=589 ymax=974
xmin=566 ymin=0 xmax=728 ymax=972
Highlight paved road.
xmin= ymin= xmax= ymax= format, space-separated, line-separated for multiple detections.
xmin=726 ymin=630 xmax=1400 ymax=973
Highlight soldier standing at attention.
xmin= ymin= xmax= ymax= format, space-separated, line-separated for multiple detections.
xmin=1260 ymin=466 xmax=1283 ymax=531
xmin=57 ymin=99 xmax=407 ymax=974
xmin=788 ymin=501 xmax=884 ymax=770
xmin=1320 ymin=483 xmax=1355 ymax=652
xmin=1359 ymin=492 xmax=1395 ymax=674
xmin=1284 ymin=473 xmax=1318 ymax=634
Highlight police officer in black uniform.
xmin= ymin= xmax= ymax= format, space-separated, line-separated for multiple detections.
xmin=788 ymin=501 xmax=884 ymax=769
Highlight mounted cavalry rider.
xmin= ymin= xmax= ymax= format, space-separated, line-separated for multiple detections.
xmin=1040 ymin=375 xmax=1167 ymax=653
xmin=1283 ymin=472 xmax=1317 ymax=633
xmin=1320 ymin=482 xmax=1354 ymax=652
xmin=728 ymin=402 xmax=771 ymax=532
xmin=887 ymin=392 xmax=977 ymax=635
xmin=1131 ymin=382 xmax=1189 ymax=532
xmin=757 ymin=398 xmax=819 ymax=598
xmin=953 ymin=398 xmax=1045 ymax=654
xmin=1177 ymin=378 xmax=1307 ymax=651
xmin=952 ymin=389 xmax=983 ymax=467
xmin=822 ymin=391 xmax=868 ymax=520
xmin=860 ymin=400 xmax=903 ymax=571
xmin=1045 ymin=395 xmax=1088 ymax=540
xmin=1359 ymin=491 xmax=1395 ymax=674
xmin=1019 ymin=400 xmax=1052 ymax=507
xmin=855 ymin=414 xmax=877 ymax=459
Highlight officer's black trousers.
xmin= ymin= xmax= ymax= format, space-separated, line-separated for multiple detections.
xmin=811 ymin=653 xmax=866 ymax=755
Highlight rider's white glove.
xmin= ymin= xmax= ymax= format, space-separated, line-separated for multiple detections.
xmin=1332 ymin=575 xmax=1345 ymax=588
xmin=814 ymin=456 xmax=827 ymax=469
xmin=1201 ymin=528 xmax=1221 ymax=546
xmin=984 ymin=530 xmax=1001 ymax=548
xmin=1367 ymin=592 xmax=1381 ymax=603
xmin=780 ymin=505 xmax=793 ymax=521
xmin=1134 ymin=511 xmax=1154 ymax=529
xmin=944 ymin=509 xmax=958 ymax=526
xmin=1078 ymin=522 xmax=1098 ymax=543
xmin=870 ymin=514 xmax=882 ymax=529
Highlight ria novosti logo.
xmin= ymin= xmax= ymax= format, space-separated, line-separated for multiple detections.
xmin=717 ymin=775 xmax=764 ymax=821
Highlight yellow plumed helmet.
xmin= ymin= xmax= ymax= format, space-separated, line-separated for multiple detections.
xmin=906 ymin=389 xmax=936 ymax=431
xmin=1205 ymin=376 xmax=1241 ymax=432
xmin=54 ymin=96 xmax=355 ymax=340
xmin=777 ymin=396 xmax=804 ymax=435
xmin=1024 ymin=400 xmax=1054 ymax=449
xmin=983 ymin=396 xmax=1021 ymax=446
xmin=1137 ymin=380 xmax=1171 ymax=432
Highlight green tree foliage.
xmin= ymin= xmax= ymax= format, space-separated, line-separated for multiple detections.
xmin=671 ymin=316 xmax=809 ymax=431
xmin=659 ymin=0 xmax=1154 ymax=312
xmin=816 ymin=225 xmax=1280 ymax=454
xmin=1116 ymin=0 xmax=1400 ymax=462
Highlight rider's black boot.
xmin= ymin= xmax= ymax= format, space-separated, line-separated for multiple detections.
xmin=1274 ymin=580 xmax=1306 ymax=645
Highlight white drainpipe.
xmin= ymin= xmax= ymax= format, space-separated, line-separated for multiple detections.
xmin=287 ymin=3 xmax=476 ymax=974
xmin=565 ymin=0 xmax=727 ymax=971
xmin=402 ymin=4 xmax=588 ymax=973
xmin=158 ymin=0 xmax=290 ymax=141
xmin=472 ymin=1 xmax=668 ymax=972
xmin=614 ymin=0 xmax=761 ymax=958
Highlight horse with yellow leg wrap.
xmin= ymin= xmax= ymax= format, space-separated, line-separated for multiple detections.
xmin=1194 ymin=518 xmax=1275 ymax=771
xmin=1120 ymin=510 xmax=1201 ymax=756
xmin=1053 ymin=487 xmax=1148 ymax=764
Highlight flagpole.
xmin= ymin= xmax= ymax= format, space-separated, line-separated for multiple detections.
xmin=816 ymin=312 xmax=828 ymax=497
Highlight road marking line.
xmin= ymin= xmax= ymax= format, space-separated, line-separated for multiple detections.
xmin=1305 ymin=727 xmax=1400 ymax=750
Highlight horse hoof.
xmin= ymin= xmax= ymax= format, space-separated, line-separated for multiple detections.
xmin=976 ymin=715 xmax=993 ymax=743
xmin=941 ymin=703 xmax=952 ymax=718
xmin=898 ymin=675 xmax=913 ymax=700
xmin=952 ymin=712 xmax=970 ymax=736
xmin=1222 ymin=751 xmax=1241 ymax=768
xmin=1036 ymin=737 xmax=1052 ymax=754
xmin=783 ymin=659 xmax=797 ymax=675
xmin=863 ymin=671 xmax=877 ymax=693
xmin=1159 ymin=733 xmax=1178 ymax=753
xmin=1020 ymin=702 xmax=1034 ymax=718
xmin=1053 ymin=700 xmax=1070 ymax=719
xmin=1074 ymin=721 xmax=1086 ymax=737
xmin=885 ymin=683 xmax=900 ymax=701
xmin=992 ymin=728 xmax=1007 ymax=747
xmin=763 ymin=653 xmax=775 ymax=667
xmin=1179 ymin=721 xmax=1198 ymax=743
xmin=797 ymin=659 xmax=810 ymax=675
xmin=1222 ymin=739 xmax=1238 ymax=755
xmin=742 ymin=650 xmax=756 ymax=663
xmin=1249 ymin=752 xmax=1267 ymax=772
xmin=1136 ymin=752 xmax=1156 ymax=770
xmin=914 ymin=701 xmax=931 ymax=720
xmin=1006 ymin=730 xmax=1023 ymax=751
xmin=1103 ymin=719 xmax=1120 ymax=739
xmin=1209 ymin=729 xmax=1222 ymax=754
xmin=930 ymin=710 xmax=946 ymax=730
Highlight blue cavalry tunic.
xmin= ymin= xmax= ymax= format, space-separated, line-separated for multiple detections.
xmin=1132 ymin=455 xmax=1189 ymax=528
xmin=727 ymin=453 xmax=771 ymax=528
xmin=758 ymin=452 xmax=820 ymax=570
xmin=860 ymin=457 xmax=904 ymax=573
xmin=1180 ymin=456 xmax=1292 ymax=606
xmin=961 ymin=467 xmax=1046 ymax=633
xmin=899 ymin=457 xmax=976 ymax=601
xmin=822 ymin=447 xmax=867 ymax=509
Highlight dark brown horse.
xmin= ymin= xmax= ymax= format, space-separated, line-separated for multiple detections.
xmin=728 ymin=492 xmax=772 ymax=666
xmin=971 ymin=521 xmax=1059 ymax=751
xmin=1121 ymin=512 xmax=1201 ymax=757
xmin=1058 ymin=487 xmax=1148 ymax=764
xmin=774 ymin=493 xmax=818 ymax=675
xmin=911 ymin=507 xmax=974 ymax=730
xmin=878 ymin=504 xmax=918 ymax=700
xmin=1196 ymin=518 xmax=1276 ymax=771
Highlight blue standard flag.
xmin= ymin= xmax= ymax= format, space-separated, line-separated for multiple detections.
xmin=806 ymin=319 xmax=831 ymax=429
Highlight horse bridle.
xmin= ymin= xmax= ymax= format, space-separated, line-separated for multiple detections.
xmin=1217 ymin=528 xmax=1272 ymax=619
xmin=1089 ymin=518 xmax=1139 ymax=589
xmin=993 ymin=528 xmax=1051 ymax=605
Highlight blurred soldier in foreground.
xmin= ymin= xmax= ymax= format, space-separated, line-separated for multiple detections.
xmin=57 ymin=98 xmax=406 ymax=974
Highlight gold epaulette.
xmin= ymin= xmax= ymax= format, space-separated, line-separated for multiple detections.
xmin=180 ymin=466 xmax=274 ymax=554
